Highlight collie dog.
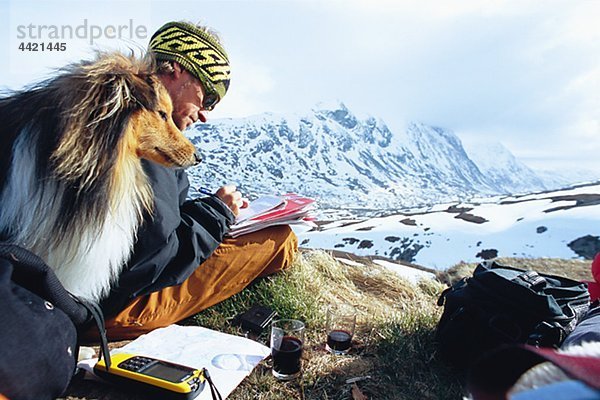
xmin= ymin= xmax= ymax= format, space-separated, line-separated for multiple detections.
xmin=0 ymin=52 xmax=200 ymax=302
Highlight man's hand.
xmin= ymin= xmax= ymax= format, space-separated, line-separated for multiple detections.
xmin=215 ymin=185 xmax=249 ymax=216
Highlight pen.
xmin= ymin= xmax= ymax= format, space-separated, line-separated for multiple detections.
xmin=197 ymin=186 xmax=215 ymax=196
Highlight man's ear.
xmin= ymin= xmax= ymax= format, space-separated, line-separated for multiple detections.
xmin=172 ymin=62 xmax=185 ymax=79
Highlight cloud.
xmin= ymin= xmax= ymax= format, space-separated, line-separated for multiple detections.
xmin=209 ymin=53 xmax=277 ymax=120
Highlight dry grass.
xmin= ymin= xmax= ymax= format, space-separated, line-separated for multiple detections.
xmin=202 ymin=250 xmax=461 ymax=400
xmin=62 ymin=251 xmax=593 ymax=400
xmin=438 ymin=256 xmax=593 ymax=286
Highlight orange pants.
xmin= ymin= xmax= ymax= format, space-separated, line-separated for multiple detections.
xmin=103 ymin=225 xmax=298 ymax=340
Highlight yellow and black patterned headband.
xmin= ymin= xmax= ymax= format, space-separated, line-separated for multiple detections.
xmin=150 ymin=21 xmax=230 ymax=106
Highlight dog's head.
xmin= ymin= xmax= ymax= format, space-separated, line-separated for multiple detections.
xmin=126 ymin=73 xmax=201 ymax=169
xmin=93 ymin=53 xmax=201 ymax=169
xmin=51 ymin=53 xmax=200 ymax=190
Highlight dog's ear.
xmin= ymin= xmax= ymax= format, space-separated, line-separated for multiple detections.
xmin=127 ymin=73 xmax=160 ymax=111
xmin=51 ymin=53 xmax=153 ymax=189
xmin=74 ymin=53 xmax=159 ymax=112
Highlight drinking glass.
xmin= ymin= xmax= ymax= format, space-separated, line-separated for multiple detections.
xmin=270 ymin=319 xmax=305 ymax=380
xmin=325 ymin=305 xmax=356 ymax=355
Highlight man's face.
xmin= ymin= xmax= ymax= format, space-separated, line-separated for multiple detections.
xmin=159 ymin=63 xmax=211 ymax=130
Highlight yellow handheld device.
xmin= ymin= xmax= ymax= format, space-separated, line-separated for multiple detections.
xmin=94 ymin=353 xmax=206 ymax=400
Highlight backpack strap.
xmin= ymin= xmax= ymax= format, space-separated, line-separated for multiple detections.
xmin=74 ymin=297 xmax=111 ymax=369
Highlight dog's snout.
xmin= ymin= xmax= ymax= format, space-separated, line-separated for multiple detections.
xmin=193 ymin=150 xmax=202 ymax=165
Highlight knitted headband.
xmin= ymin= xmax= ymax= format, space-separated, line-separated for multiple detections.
xmin=149 ymin=21 xmax=230 ymax=104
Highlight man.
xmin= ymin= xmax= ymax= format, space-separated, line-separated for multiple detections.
xmin=99 ymin=21 xmax=298 ymax=339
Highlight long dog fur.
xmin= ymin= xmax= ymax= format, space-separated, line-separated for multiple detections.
xmin=0 ymin=52 xmax=198 ymax=302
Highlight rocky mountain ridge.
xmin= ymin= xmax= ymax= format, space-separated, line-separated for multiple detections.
xmin=186 ymin=102 xmax=584 ymax=210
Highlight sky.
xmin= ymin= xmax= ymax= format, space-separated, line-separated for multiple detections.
xmin=1 ymin=0 xmax=599 ymax=175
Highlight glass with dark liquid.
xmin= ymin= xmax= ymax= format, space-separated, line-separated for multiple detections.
xmin=271 ymin=319 xmax=305 ymax=380
xmin=325 ymin=305 xmax=356 ymax=355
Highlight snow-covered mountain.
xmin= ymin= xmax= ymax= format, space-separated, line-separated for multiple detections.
xmin=186 ymin=102 xmax=555 ymax=209
xmin=533 ymin=169 xmax=599 ymax=190
xmin=462 ymin=141 xmax=547 ymax=194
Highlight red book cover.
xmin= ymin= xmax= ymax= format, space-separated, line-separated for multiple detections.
xmin=248 ymin=194 xmax=315 ymax=222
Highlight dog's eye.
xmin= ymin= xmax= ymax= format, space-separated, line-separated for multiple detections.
xmin=158 ymin=110 xmax=168 ymax=121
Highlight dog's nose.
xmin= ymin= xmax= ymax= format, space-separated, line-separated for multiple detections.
xmin=193 ymin=150 xmax=202 ymax=165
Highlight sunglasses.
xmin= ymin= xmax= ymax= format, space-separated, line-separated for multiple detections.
xmin=198 ymin=79 xmax=220 ymax=111
xmin=202 ymin=91 xmax=219 ymax=111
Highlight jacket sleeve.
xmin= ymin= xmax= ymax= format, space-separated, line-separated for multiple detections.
xmin=100 ymin=160 xmax=235 ymax=317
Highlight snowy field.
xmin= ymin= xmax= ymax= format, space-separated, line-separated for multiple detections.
xmin=296 ymin=183 xmax=600 ymax=270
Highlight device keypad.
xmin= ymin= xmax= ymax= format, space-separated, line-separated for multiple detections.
xmin=118 ymin=356 xmax=155 ymax=372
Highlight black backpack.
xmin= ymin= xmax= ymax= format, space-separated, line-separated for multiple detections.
xmin=0 ymin=244 xmax=108 ymax=400
xmin=435 ymin=260 xmax=590 ymax=370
